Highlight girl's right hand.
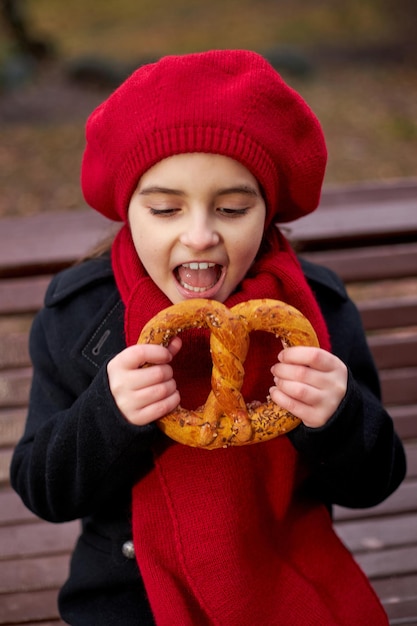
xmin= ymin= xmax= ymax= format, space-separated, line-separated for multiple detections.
xmin=107 ymin=337 xmax=182 ymax=426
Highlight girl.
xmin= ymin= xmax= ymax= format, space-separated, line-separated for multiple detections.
xmin=11 ymin=50 xmax=405 ymax=625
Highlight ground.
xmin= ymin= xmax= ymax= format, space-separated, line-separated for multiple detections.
xmin=1 ymin=0 xmax=417 ymax=219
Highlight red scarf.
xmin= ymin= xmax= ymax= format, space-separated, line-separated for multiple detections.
xmin=112 ymin=225 xmax=388 ymax=625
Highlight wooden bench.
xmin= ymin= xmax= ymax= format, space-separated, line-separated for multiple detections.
xmin=1 ymin=178 xmax=416 ymax=625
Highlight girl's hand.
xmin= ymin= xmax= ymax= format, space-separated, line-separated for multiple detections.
xmin=107 ymin=337 xmax=182 ymax=426
xmin=269 ymin=346 xmax=348 ymax=428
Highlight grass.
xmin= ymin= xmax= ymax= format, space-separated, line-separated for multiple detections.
xmin=0 ymin=0 xmax=416 ymax=217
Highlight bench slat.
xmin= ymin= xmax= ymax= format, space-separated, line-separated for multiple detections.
xmin=0 ymin=588 xmax=63 ymax=625
xmin=374 ymin=574 xmax=417 ymax=625
xmin=0 ymin=368 xmax=32 ymax=408
xmin=290 ymin=183 xmax=417 ymax=247
xmin=0 ymin=449 xmax=13 ymax=485
xmin=355 ymin=544 xmax=417 ymax=580
xmin=0 ymin=211 xmax=116 ymax=278
xmin=0 ymin=275 xmax=50 ymax=314
xmin=384 ymin=601 xmax=417 ymax=625
xmin=0 ymin=519 xmax=78 ymax=560
xmin=301 ymin=241 xmax=417 ymax=283
xmin=335 ymin=512 xmax=417 ymax=553
xmin=359 ymin=296 xmax=417 ymax=332
xmin=0 ymin=181 xmax=416 ymax=277
xmin=0 ymin=409 xmax=26 ymax=446
xmin=390 ymin=405 xmax=417 ymax=440
xmin=0 ymin=487 xmax=37 ymax=525
xmin=13 ymin=622 xmax=65 ymax=626
xmin=334 ymin=479 xmax=417 ymax=521
xmin=0 ymin=554 xmax=71 ymax=594
xmin=381 ymin=367 xmax=417 ymax=406
xmin=2 ymin=367 xmax=415 ymax=421
xmin=1 ymin=363 xmax=416 ymax=411
xmin=6 ymin=327 xmax=417 ymax=372
xmin=373 ymin=573 xmax=417 ymax=603
xmin=402 ymin=441 xmax=417 ymax=478
xmin=369 ymin=334 xmax=417 ymax=370
xmin=0 ymin=331 xmax=30 ymax=369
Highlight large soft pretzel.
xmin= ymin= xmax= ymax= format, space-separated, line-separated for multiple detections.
xmin=138 ymin=298 xmax=319 ymax=449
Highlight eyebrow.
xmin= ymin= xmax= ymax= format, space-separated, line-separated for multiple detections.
xmin=138 ymin=186 xmax=186 ymax=197
xmin=138 ymin=185 xmax=260 ymax=197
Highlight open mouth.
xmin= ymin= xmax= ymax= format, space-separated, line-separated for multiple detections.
xmin=174 ymin=262 xmax=224 ymax=295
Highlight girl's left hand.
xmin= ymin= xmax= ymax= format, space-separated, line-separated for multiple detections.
xmin=269 ymin=346 xmax=348 ymax=428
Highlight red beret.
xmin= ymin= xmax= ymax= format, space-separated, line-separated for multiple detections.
xmin=81 ymin=49 xmax=327 ymax=226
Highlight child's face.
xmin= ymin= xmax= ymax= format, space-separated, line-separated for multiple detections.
xmin=128 ymin=153 xmax=266 ymax=303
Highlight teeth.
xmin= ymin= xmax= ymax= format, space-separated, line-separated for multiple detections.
xmin=182 ymin=262 xmax=215 ymax=270
xmin=181 ymin=282 xmax=214 ymax=293
xmin=177 ymin=262 xmax=219 ymax=293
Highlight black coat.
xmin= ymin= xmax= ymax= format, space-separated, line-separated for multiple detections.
xmin=10 ymin=255 xmax=406 ymax=625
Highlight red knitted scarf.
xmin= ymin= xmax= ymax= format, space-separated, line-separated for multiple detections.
xmin=112 ymin=225 xmax=387 ymax=625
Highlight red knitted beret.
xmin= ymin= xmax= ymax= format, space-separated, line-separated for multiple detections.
xmin=81 ymin=49 xmax=327 ymax=225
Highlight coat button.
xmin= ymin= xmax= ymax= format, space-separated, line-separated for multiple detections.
xmin=122 ymin=540 xmax=135 ymax=559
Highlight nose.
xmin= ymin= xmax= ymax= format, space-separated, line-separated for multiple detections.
xmin=179 ymin=213 xmax=220 ymax=250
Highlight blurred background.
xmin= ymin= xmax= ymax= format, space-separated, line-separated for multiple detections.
xmin=1 ymin=0 xmax=416 ymax=218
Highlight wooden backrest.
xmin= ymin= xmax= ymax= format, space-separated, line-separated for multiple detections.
xmin=291 ymin=185 xmax=417 ymax=443
xmin=0 ymin=179 xmax=416 ymax=625
xmin=1 ymin=178 xmax=417 ymax=478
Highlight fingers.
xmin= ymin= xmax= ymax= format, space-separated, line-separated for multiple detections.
xmin=113 ymin=341 xmax=179 ymax=369
xmin=269 ymin=346 xmax=348 ymax=428
xmin=107 ymin=341 xmax=182 ymax=426
xmin=122 ymin=379 xmax=180 ymax=427
xmin=167 ymin=336 xmax=182 ymax=358
xmin=277 ymin=345 xmax=336 ymax=370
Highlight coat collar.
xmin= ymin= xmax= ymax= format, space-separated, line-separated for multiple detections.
xmin=44 ymin=254 xmax=346 ymax=379
xmin=46 ymin=256 xmax=126 ymax=376
xmin=77 ymin=295 xmax=125 ymax=372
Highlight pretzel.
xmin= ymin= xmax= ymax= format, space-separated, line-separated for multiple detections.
xmin=138 ymin=298 xmax=319 ymax=449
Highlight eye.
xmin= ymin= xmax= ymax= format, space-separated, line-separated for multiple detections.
xmin=217 ymin=207 xmax=249 ymax=217
xmin=149 ymin=207 xmax=180 ymax=217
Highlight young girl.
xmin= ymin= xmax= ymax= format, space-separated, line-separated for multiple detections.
xmin=11 ymin=50 xmax=405 ymax=625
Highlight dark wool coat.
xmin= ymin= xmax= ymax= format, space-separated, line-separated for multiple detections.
xmin=10 ymin=255 xmax=406 ymax=626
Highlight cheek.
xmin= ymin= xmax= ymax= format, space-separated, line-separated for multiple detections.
xmin=130 ymin=228 xmax=144 ymax=256
xmin=232 ymin=233 xmax=262 ymax=278
xmin=130 ymin=215 xmax=156 ymax=251
xmin=242 ymin=223 xmax=263 ymax=261
xmin=130 ymin=230 xmax=171 ymax=285
xmin=130 ymin=228 xmax=154 ymax=266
